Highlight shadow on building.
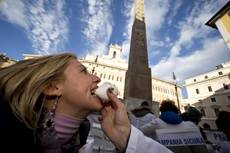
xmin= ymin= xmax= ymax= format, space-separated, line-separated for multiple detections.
xmin=186 ymin=84 xmax=230 ymax=129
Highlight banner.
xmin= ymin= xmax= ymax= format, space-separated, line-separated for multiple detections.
xmin=203 ymin=130 xmax=227 ymax=144
xmin=156 ymin=128 xmax=205 ymax=146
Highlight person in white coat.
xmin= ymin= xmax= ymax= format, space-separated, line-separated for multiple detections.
xmin=129 ymin=101 xmax=156 ymax=129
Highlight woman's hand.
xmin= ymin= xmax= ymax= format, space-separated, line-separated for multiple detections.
xmin=99 ymin=90 xmax=131 ymax=151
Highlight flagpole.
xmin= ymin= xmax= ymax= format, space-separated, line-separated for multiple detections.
xmin=92 ymin=55 xmax=98 ymax=74
xmin=175 ymin=84 xmax=180 ymax=112
xmin=173 ymin=72 xmax=181 ymax=113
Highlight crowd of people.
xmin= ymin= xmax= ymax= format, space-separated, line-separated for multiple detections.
xmin=130 ymin=100 xmax=230 ymax=153
xmin=0 ymin=53 xmax=229 ymax=153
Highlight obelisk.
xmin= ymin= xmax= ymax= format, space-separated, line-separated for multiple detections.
xmin=124 ymin=0 xmax=158 ymax=113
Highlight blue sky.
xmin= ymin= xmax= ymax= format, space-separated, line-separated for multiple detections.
xmin=0 ymin=0 xmax=230 ymax=83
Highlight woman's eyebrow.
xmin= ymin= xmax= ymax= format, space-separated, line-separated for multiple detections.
xmin=80 ymin=65 xmax=85 ymax=68
xmin=79 ymin=65 xmax=86 ymax=70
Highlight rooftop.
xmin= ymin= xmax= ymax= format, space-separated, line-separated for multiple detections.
xmin=205 ymin=1 xmax=230 ymax=29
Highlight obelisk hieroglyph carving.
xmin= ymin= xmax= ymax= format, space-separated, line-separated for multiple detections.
xmin=124 ymin=0 xmax=156 ymax=111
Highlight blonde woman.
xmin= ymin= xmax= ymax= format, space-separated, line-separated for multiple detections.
xmin=0 ymin=53 xmax=172 ymax=153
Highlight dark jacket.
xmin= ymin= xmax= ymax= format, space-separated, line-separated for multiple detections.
xmin=0 ymin=100 xmax=90 ymax=153
xmin=0 ymin=100 xmax=40 ymax=153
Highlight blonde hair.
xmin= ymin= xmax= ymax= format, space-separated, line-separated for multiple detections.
xmin=0 ymin=53 xmax=76 ymax=129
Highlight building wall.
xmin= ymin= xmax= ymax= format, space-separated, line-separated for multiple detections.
xmin=222 ymin=12 xmax=230 ymax=34
xmin=0 ymin=54 xmax=16 ymax=68
xmin=152 ymin=77 xmax=181 ymax=106
xmin=23 ymin=54 xmax=42 ymax=60
xmin=215 ymin=11 xmax=230 ymax=50
xmin=183 ymin=61 xmax=230 ymax=129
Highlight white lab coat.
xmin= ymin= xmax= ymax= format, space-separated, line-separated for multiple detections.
xmin=140 ymin=117 xmax=197 ymax=139
xmin=126 ymin=125 xmax=173 ymax=153
xmin=80 ymin=125 xmax=173 ymax=153
xmin=130 ymin=113 xmax=156 ymax=129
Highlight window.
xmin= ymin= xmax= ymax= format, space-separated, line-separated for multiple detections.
xmin=205 ymin=76 xmax=208 ymax=79
xmin=184 ymin=106 xmax=188 ymax=111
xmin=203 ymin=123 xmax=210 ymax=129
xmin=208 ymin=86 xmax=212 ymax=92
xmin=196 ymin=89 xmax=199 ymax=94
xmin=194 ymin=79 xmax=196 ymax=82
xmin=214 ymin=108 xmax=219 ymax=116
xmin=100 ymin=73 xmax=103 ymax=78
xmin=211 ymin=97 xmax=216 ymax=102
xmin=116 ymin=76 xmax=119 ymax=81
xmin=218 ymin=71 xmax=223 ymax=75
xmin=223 ymin=83 xmax=229 ymax=90
xmin=120 ymin=77 xmax=122 ymax=82
xmin=91 ymin=68 xmax=95 ymax=74
xmin=227 ymin=96 xmax=230 ymax=101
xmin=200 ymin=108 xmax=206 ymax=116
xmin=108 ymin=75 xmax=111 ymax=80
xmin=113 ymin=51 xmax=116 ymax=58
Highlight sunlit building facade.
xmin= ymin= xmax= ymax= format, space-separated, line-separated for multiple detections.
xmin=152 ymin=77 xmax=182 ymax=109
xmin=183 ymin=61 xmax=230 ymax=129
xmin=0 ymin=53 xmax=16 ymax=68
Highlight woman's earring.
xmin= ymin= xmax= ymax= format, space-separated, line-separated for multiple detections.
xmin=52 ymin=96 xmax=60 ymax=111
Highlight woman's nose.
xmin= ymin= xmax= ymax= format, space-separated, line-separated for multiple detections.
xmin=92 ymin=74 xmax=101 ymax=83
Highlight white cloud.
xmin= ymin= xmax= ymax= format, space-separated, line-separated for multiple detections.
xmin=150 ymin=41 xmax=165 ymax=47
xmin=121 ymin=0 xmax=134 ymax=60
xmin=149 ymin=0 xmax=230 ymax=83
xmin=149 ymin=49 xmax=161 ymax=58
xmin=145 ymin=0 xmax=170 ymax=32
xmin=167 ymin=0 xmax=183 ymax=25
xmin=144 ymin=0 xmax=170 ymax=55
xmin=151 ymin=38 xmax=230 ymax=82
xmin=28 ymin=0 xmax=69 ymax=55
xmin=170 ymin=0 xmax=228 ymax=57
xmin=0 ymin=0 xmax=28 ymax=29
xmin=81 ymin=0 xmax=113 ymax=55
xmin=165 ymin=36 xmax=171 ymax=42
xmin=0 ymin=0 xmax=69 ymax=55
